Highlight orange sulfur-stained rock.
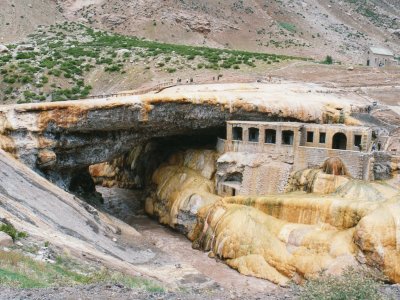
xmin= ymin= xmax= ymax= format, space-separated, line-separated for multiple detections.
xmin=37 ymin=149 xmax=56 ymax=167
xmin=148 ymin=148 xmax=400 ymax=285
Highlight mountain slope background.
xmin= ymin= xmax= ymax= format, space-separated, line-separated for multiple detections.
xmin=1 ymin=0 xmax=399 ymax=63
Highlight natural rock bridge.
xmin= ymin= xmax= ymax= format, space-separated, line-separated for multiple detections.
xmin=2 ymin=83 xmax=400 ymax=287
xmin=0 ymin=83 xmax=367 ymax=188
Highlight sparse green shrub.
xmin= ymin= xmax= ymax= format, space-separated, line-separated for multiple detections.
xmin=15 ymin=52 xmax=37 ymax=60
xmin=322 ymin=55 xmax=333 ymax=64
xmin=64 ymin=47 xmax=99 ymax=58
xmin=20 ymin=75 xmax=33 ymax=84
xmin=104 ymin=64 xmax=122 ymax=72
xmin=96 ymin=57 xmax=113 ymax=65
xmin=49 ymin=69 xmax=61 ymax=77
xmin=0 ymin=249 xmax=164 ymax=290
xmin=3 ymin=75 xmax=17 ymax=84
xmin=4 ymin=87 xmax=13 ymax=95
xmin=298 ymin=267 xmax=384 ymax=300
xmin=0 ymin=223 xmax=27 ymax=241
xmin=0 ymin=54 xmax=12 ymax=63
xmin=40 ymin=58 xmax=57 ymax=69
xmin=40 ymin=76 xmax=49 ymax=84
xmin=279 ymin=22 xmax=296 ymax=33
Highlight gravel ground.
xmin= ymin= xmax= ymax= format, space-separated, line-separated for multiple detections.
xmin=0 ymin=283 xmax=297 ymax=300
xmin=2 ymin=283 xmax=400 ymax=300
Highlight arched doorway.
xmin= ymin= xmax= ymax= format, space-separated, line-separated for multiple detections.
xmin=332 ymin=132 xmax=347 ymax=150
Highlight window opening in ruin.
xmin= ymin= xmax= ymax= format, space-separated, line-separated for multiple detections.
xmin=221 ymin=172 xmax=242 ymax=197
xmin=332 ymin=132 xmax=347 ymax=150
xmin=248 ymin=128 xmax=259 ymax=142
xmin=232 ymin=127 xmax=243 ymax=141
xmin=225 ymin=172 xmax=243 ymax=183
xmin=354 ymin=135 xmax=362 ymax=147
xmin=307 ymin=131 xmax=314 ymax=143
xmin=319 ymin=132 xmax=326 ymax=144
xmin=265 ymin=129 xmax=276 ymax=144
xmin=282 ymin=130 xmax=294 ymax=145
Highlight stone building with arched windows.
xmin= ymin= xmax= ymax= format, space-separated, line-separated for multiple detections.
xmin=215 ymin=121 xmax=392 ymax=197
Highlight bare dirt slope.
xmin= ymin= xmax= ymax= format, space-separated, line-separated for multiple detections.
xmin=1 ymin=0 xmax=399 ymax=62
xmin=0 ymin=0 xmax=64 ymax=44
xmin=57 ymin=0 xmax=400 ymax=61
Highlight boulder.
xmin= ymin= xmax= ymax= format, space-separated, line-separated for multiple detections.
xmin=0 ymin=231 xmax=13 ymax=247
xmin=101 ymin=14 xmax=127 ymax=26
xmin=16 ymin=44 xmax=35 ymax=51
xmin=175 ymin=13 xmax=211 ymax=34
xmin=0 ymin=44 xmax=9 ymax=53
xmin=390 ymin=29 xmax=400 ymax=38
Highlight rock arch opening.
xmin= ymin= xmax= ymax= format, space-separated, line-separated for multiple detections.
xmin=79 ymin=127 xmax=226 ymax=220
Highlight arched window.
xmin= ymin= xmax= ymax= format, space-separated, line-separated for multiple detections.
xmin=248 ymin=127 xmax=259 ymax=142
xmin=332 ymin=132 xmax=347 ymax=150
xmin=232 ymin=127 xmax=243 ymax=141
xmin=265 ymin=129 xmax=276 ymax=144
xmin=282 ymin=130 xmax=294 ymax=145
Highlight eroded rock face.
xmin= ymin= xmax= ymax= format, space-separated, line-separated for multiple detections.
xmin=145 ymin=149 xmax=220 ymax=235
xmin=0 ymin=84 xmax=364 ymax=190
xmin=0 ymin=98 xmax=233 ymax=188
xmin=147 ymin=148 xmax=400 ymax=285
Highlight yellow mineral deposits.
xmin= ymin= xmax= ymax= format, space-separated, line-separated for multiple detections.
xmin=148 ymin=149 xmax=400 ymax=285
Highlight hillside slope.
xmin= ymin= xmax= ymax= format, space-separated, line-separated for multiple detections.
xmin=65 ymin=0 xmax=400 ymax=62
xmin=0 ymin=0 xmax=64 ymax=43
xmin=1 ymin=0 xmax=399 ymax=62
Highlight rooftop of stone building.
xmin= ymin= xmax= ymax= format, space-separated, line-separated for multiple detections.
xmin=227 ymin=120 xmax=371 ymax=131
xmin=369 ymin=46 xmax=394 ymax=56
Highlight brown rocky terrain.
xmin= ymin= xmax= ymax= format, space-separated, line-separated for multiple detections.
xmin=1 ymin=0 xmax=399 ymax=62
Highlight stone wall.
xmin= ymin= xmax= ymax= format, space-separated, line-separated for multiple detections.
xmin=294 ymin=147 xmax=372 ymax=180
xmin=216 ymin=152 xmax=294 ymax=196
xmin=367 ymin=52 xmax=395 ymax=67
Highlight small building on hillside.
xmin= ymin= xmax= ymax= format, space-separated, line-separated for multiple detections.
xmin=366 ymin=47 xmax=395 ymax=67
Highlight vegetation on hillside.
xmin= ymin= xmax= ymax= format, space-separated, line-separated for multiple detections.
xmin=0 ymin=248 xmax=163 ymax=291
xmin=0 ymin=22 xmax=303 ymax=104
xmin=0 ymin=223 xmax=27 ymax=241
xmin=343 ymin=0 xmax=399 ymax=29
xmin=297 ymin=267 xmax=390 ymax=300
